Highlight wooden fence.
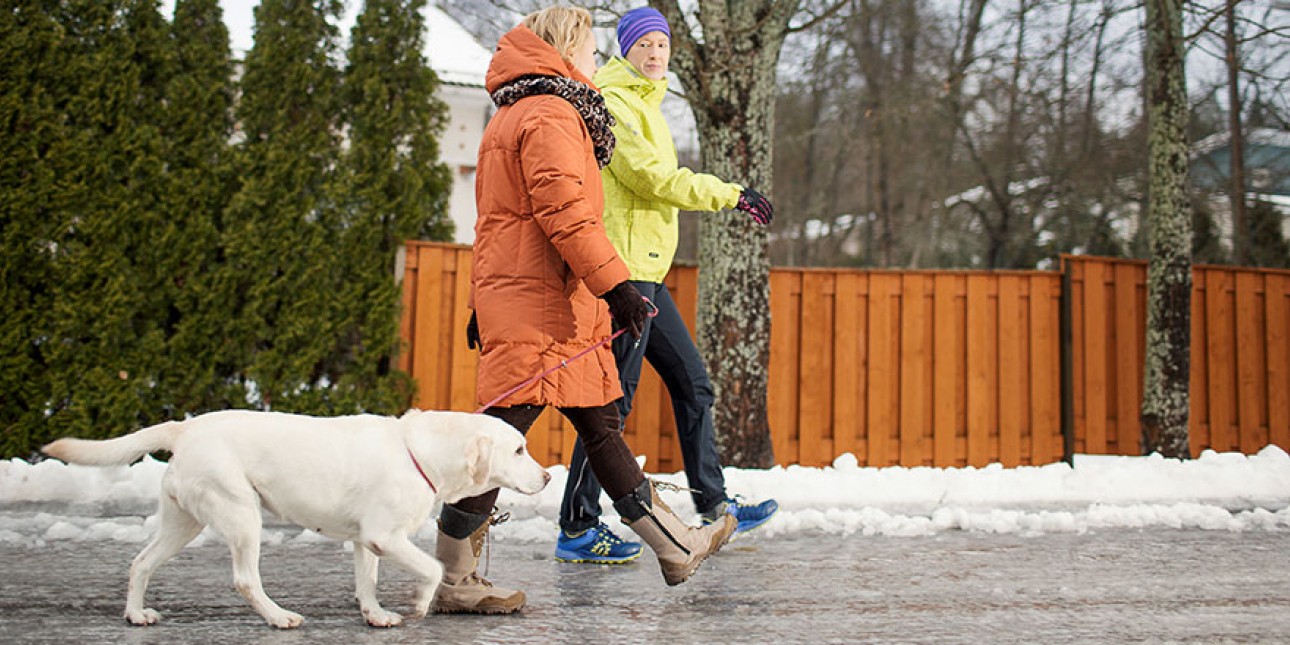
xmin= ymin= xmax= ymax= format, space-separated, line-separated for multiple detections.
xmin=767 ymin=268 xmax=1064 ymax=468
xmin=1064 ymin=255 xmax=1290 ymax=458
xmin=399 ymin=242 xmax=1066 ymax=469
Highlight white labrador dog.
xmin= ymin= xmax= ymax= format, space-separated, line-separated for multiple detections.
xmin=42 ymin=409 xmax=550 ymax=629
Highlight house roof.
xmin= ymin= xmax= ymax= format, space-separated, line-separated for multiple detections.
xmin=1192 ymin=128 xmax=1290 ymax=158
xmin=424 ymin=5 xmax=491 ymax=88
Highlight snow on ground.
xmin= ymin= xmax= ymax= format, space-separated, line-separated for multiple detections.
xmin=2 ymin=446 xmax=1288 ymax=549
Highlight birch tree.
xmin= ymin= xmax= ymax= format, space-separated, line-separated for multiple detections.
xmin=1140 ymin=0 xmax=1192 ymax=458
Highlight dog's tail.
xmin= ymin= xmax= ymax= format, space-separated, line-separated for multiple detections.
xmin=42 ymin=420 xmax=184 ymax=466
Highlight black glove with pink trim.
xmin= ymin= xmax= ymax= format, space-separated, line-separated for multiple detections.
xmin=736 ymin=187 xmax=774 ymax=225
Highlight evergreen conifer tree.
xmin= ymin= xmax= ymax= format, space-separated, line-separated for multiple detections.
xmin=1191 ymin=195 xmax=1227 ymax=265
xmin=1 ymin=1 xmax=70 ymax=455
xmin=1246 ymin=199 xmax=1290 ymax=268
xmin=332 ymin=0 xmax=454 ymax=412
xmin=162 ymin=0 xmax=240 ymax=412
xmin=17 ymin=0 xmax=177 ymax=448
xmin=225 ymin=0 xmax=345 ymax=411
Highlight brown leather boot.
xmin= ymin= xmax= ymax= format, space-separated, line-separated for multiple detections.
xmin=433 ymin=513 xmax=525 ymax=614
xmin=614 ymin=479 xmax=737 ymax=586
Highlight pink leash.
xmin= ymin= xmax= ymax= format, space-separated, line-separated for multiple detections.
xmin=474 ymin=298 xmax=658 ymax=413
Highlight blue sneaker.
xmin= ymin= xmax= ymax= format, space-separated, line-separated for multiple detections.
xmin=702 ymin=496 xmax=778 ymax=534
xmin=554 ymin=522 xmax=643 ymax=564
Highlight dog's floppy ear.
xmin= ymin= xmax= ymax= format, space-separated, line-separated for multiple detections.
xmin=465 ymin=434 xmax=493 ymax=486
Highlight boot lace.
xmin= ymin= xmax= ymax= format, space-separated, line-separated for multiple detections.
xmin=477 ymin=508 xmax=510 ymax=580
xmin=650 ymin=479 xmax=698 ymax=494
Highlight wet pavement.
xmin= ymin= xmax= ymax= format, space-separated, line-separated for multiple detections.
xmin=3 ymin=525 xmax=1289 ymax=644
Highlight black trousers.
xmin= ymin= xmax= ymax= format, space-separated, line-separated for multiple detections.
xmin=558 ymin=281 xmax=727 ymax=533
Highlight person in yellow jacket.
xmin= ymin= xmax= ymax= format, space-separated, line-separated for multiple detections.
xmin=554 ymin=6 xmax=779 ymax=564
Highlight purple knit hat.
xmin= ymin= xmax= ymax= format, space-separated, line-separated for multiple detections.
xmin=617 ymin=6 xmax=671 ymax=54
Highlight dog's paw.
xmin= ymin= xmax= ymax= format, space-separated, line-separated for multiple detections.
xmin=124 ymin=608 xmax=161 ymax=626
xmin=409 ymin=603 xmax=430 ymax=619
xmin=410 ymin=588 xmax=436 ymax=619
xmin=362 ymin=607 xmax=403 ymax=628
xmin=266 ymin=611 xmax=305 ymax=630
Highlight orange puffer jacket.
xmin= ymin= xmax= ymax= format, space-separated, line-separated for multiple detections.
xmin=471 ymin=25 xmax=630 ymax=408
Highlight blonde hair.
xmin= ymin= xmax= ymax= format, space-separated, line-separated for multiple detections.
xmin=522 ymin=6 xmax=593 ymax=63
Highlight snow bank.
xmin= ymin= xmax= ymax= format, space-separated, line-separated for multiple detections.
xmin=3 ymin=446 xmax=1287 ymax=547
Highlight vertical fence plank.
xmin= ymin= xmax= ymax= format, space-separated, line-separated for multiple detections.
xmin=998 ymin=275 xmax=1023 ymax=467
xmin=933 ymin=274 xmax=960 ymax=466
xmin=1266 ymin=274 xmax=1290 ymax=451
xmin=833 ymin=274 xmax=862 ymax=463
xmin=799 ymin=272 xmax=835 ymax=466
xmin=867 ymin=274 xmax=899 ymax=466
xmin=1190 ymin=271 xmax=1210 ymax=456
xmin=1113 ymin=262 xmax=1141 ymax=455
xmin=769 ymin=270 xmax=800 ymax=466
xmin=1207 ymin=270 xmax=1237 ymax=451
xmin=900 ymin=274 xmax=929 ymax=466
xmin=1017 ymin=278 xmax=1034 ymax=463
xmin=1235 ymin=272 xmax=1267 ymax=453
xmin=1030 ymin=276 xmax=1060 ymax=464
xmin=1069 ymin=260 xmax=1086 ymax=454
xmin=399 ymin=249 xmax=419 ymax=376
xmin=966 ymin=275 xmax=991 ymax=466
xmin=954 ymin=276 xmax=969 ymax=465
xmin=1082 ymin=260 xmax=1109 ymax=453
xmin=987 ymin=278 xmax=1001 ymax=461
xmin=450 ymin=250 xmax=477 ymax=411
xmin=922 ymin=283 xmax=937 ymax=466
xmin=412 ymin=246 xmax=446 ymax=408
xmin=555 ymin=415 xmax=576 ymax=468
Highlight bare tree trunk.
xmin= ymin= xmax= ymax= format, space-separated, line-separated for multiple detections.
xmin=799 ymin=37 xmax=831 ymax=266
xmin=854 ymin=2 xmax=895 ymax=266
xmin=1140 ymin=0 xmax=1192 ymax=458
xmin=1225 ymin=0 xmax=1248 ymax=265
xmin=926 ymin=0 xmax=988 ymax=262
xmin=1081 ymin=1 xmax=1113 ymax=159
xmin=995 ymin=0 xmax=1029 ymax=268
xmin=653 ymin=1 xmax=799 ymax=467
xmin=941 ymin=0 xmax=989 ymax=170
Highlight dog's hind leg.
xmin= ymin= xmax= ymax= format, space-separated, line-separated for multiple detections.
xmin=125 ymin=493 xmax=203 ymax=626
xmin=353 ymin=545 xmax=402 ymax=627
xmin=363 ymin=532 xmax=444 ymax=619
xmin=206 ymin=497 xmax=304 ymax=629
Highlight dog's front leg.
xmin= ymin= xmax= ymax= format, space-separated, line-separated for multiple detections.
xmin=365 ymin=533 xmax=444 ymax=619
xmin=353 ymin=544 xmax=402 ymax=627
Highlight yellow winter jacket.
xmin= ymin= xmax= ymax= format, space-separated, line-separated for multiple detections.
xmin=594 ymin=57 xmax=742 ymax=283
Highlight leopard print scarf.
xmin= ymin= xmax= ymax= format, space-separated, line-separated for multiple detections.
xmin=491 ymin=75 xmax=616 ymax=168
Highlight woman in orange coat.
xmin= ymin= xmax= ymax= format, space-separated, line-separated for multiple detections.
xmin=432 ymin=7 xmax=735 ymax=615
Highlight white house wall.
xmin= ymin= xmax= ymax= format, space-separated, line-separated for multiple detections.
xmin=437 ymin=83 xmax=491 ymax=244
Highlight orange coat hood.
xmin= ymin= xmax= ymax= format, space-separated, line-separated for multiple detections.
xmin=485 ymin=25 xmax=597 ymax=94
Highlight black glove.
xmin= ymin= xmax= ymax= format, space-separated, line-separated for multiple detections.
xmin=600 ymin=281 xmax=650 ymax=339
xmin=466 ymin=310 xmax=480 ymax=350
xmin=735 ymin=187 xmax=774 ymax=225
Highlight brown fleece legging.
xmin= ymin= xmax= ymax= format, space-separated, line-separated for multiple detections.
xmin=447 ymin=403 xmax=646 ymax=517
